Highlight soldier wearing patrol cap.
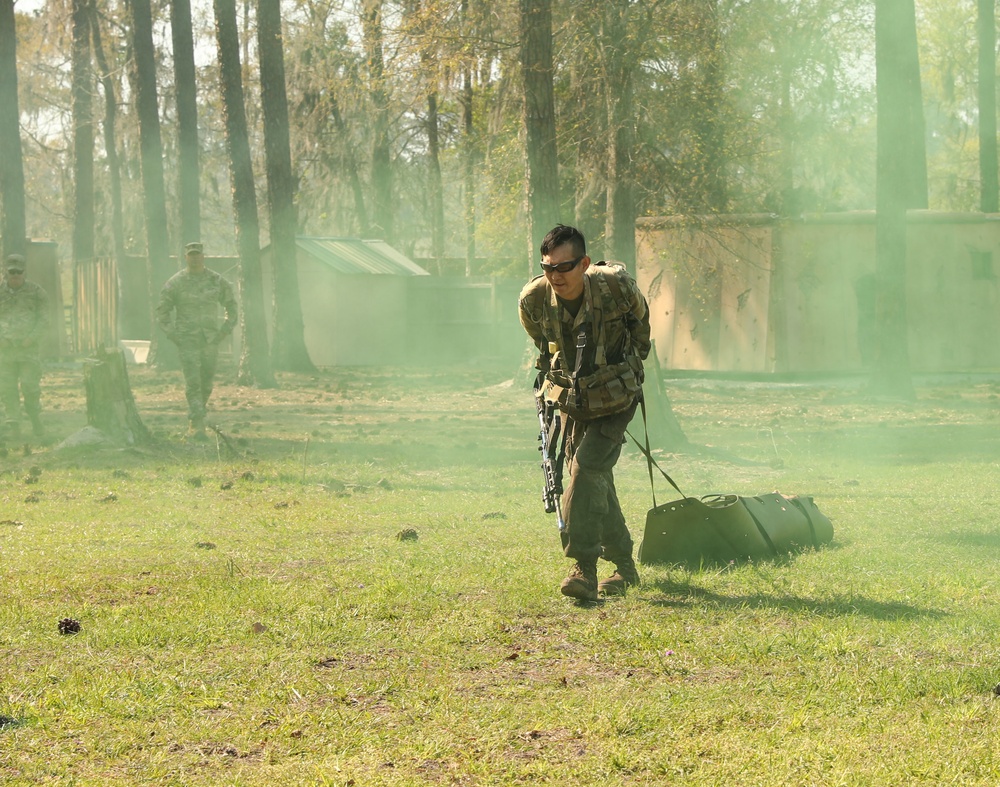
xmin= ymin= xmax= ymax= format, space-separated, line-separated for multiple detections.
xmin=0 ymin=253 xmax=49 ymax=438
xmin=518 ymin=225 xmax=651 ymax=601
xmin=155 ymin=242 xmax=238 ymax=440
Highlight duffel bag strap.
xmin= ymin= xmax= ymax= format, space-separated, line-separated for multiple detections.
xmin=626 ymin=395 xmax=685 ymax=507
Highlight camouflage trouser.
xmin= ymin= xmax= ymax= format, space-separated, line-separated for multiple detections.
xmin=177 ymin=342 xmax=219 ymax=423
xmin=0 ymin=348 xmax=42 ymax=426
xmin=560 ymin=399 xmax=639 ymax=564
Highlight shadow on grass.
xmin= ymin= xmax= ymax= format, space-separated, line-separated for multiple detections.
xmin=645 ymin=579 xmax=945 ymax=621
xmin=935 ymin=530 xmax=1000 ymax=550
xmin=804 ymin=423 xmax=1000 ymax=465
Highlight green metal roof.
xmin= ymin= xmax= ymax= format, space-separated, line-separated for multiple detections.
xmin=295 ymin=237 xmax=430 ymax=276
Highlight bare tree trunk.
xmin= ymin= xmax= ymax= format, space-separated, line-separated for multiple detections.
xmin=257 ymin=0 xmax=313 ymax=372
xmin=603 ymin=0 xmax=636 ymax=274
xmin=520 ymin=0 xmax=560 ymax=272
xmin=692 ymin=3 xmax=727 ymax=214
xmin=170 ymin=0 xmax=201 ymax=247
xmin=72 ymin=0 xmax=95 ymax=271
xmin=881 ymin=0 xmax=928 ymax=211
xmin=127 ymin=0 xmax=175 ymax=358
xmin=0 ymin=0 xmax=26 ymax=258
xmin=363 ymin=0 xmax=394 ymax=243
xmin=462 ymin=66 xmax=475 ymax=275
xmin=89 ymin=3 xmax=126 ymax=263
xmin=777 ymin=65 xmax=795 ymax=214
xmin=872 ymin=0 xmax=925 ymax=399
xmin=979 ymin=0 xmax=998 ymax=213
xmin=332 ymin=100 xmax=370 ymax=236
xmin=461 ymin=0 xmax=475 ymax=276
xmin=213 ymin=0 xmax=275 ymax=387
xmin=427 ymin=90 xmax=445 ymax=269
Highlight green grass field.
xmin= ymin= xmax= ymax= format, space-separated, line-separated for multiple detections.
xmin=3 ymin=364 xmax=1000 ymax=785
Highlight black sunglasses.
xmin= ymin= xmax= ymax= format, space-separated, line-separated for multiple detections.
xmin=540 ymin=256 xmax=585 ymax=274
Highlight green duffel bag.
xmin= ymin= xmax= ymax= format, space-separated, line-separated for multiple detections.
xmin=627 ymin=411 xmax=833 ymax=567
xmin=786 ymin=494 xmax=835 ymax=546
xmin=637 ymin=494 xmax=773 ymax=566
xmin=741 ymin=493 xmax=814 ymax=553
xmin=637 ymin=492 xmax=834 ymax=567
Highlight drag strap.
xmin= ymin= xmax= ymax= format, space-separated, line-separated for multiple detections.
xmin=625 ymin=395 xmax=684 ymax=508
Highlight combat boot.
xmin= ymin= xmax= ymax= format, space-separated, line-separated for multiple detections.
xmin=560 ymin=560 xmax=599 ymax=601
xmin=598 ymin=557 xmax=640 ymax=596
xmin=188 ymin=417 xmax=208 ymax=441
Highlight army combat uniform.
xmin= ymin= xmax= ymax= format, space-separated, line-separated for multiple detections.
xmin=156 ymin=266 xmax=238 ymax=432
xmin=519 ymin=262 xmax=651 ymax=595
xmin=0 ymin=276 xmax=49 ymax=437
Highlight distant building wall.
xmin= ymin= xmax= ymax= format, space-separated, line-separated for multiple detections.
xmin=636 ymin=211 xmax=1000 ymax=374
xmin=407 ymin=276 xmax=525 ymax=365
xmin=637 ymin=215 xmax=775 ymax=372
xmin=301 ymin=255 xmax=411 ymax=366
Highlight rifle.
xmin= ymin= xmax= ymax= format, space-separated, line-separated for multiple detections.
xmin=534 ymin=371 xmax=567 ymax=532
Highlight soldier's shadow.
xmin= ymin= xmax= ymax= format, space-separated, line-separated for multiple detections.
xmin=644 ymin=578 xmax=944 ymax=621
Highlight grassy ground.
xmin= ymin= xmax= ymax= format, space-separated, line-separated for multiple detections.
xmin=3 ymin=363 xmax=1000 ymax=785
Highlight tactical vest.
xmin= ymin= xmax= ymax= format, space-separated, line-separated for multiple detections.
xmin=538 ymin=262 xmax=644 ymax=420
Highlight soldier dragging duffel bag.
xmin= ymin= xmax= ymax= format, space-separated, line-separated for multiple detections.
xmin=518 ymin=224 xmax=651 ymax=601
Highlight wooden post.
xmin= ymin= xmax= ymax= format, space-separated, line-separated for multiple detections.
xmin=83 ymin=346 xmax=152 ymax=445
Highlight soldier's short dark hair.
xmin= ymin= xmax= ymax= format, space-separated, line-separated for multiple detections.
xmin=540 ymin=225 xmax=586 ymax=259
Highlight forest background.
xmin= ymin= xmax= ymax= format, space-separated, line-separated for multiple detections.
xmin=2 ymin=0 xmax=985 ymax=271
xmin=0 ymin=0 xmax=993 ymax=393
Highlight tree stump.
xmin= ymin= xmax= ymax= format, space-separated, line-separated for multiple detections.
xmin=84 ymin=346 xmax=152 ymax=445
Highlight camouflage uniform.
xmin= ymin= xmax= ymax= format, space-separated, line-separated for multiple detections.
xmin=156 ymin=266 xmax=238 ymax=429
xmin=519 ymin=262 xmax=651 ymax=572
xmin=0 ymin=275 xmax=49 ymax=436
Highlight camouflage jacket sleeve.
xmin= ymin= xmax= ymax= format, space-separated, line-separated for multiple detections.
xmin=155 ymin=277 xmax=178 ymax=335
xmin=517 ymin=276 xmax=548 ymax=353
xmin=218 ymin=276 xmax=238 ymax=336
xmin=0 ymin=282 xmax=49 ymax=345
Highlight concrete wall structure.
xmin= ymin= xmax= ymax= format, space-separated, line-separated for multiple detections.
xmin=636 ymin=211 xmax=1000 ymax=374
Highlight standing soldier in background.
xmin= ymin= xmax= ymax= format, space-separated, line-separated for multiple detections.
xmin=0 ymin=253 xmax=49 ymax=439
xmin=156 ymin=242 xmax=238 ymax=440
xmin=519 ymin=225 xmax=651 ymax=601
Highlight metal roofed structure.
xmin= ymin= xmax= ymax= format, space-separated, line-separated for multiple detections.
xmin=259 ymin=236 xmax=434 ymax=365
xmin=294 ymin=237 xmax=430 ymax=276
